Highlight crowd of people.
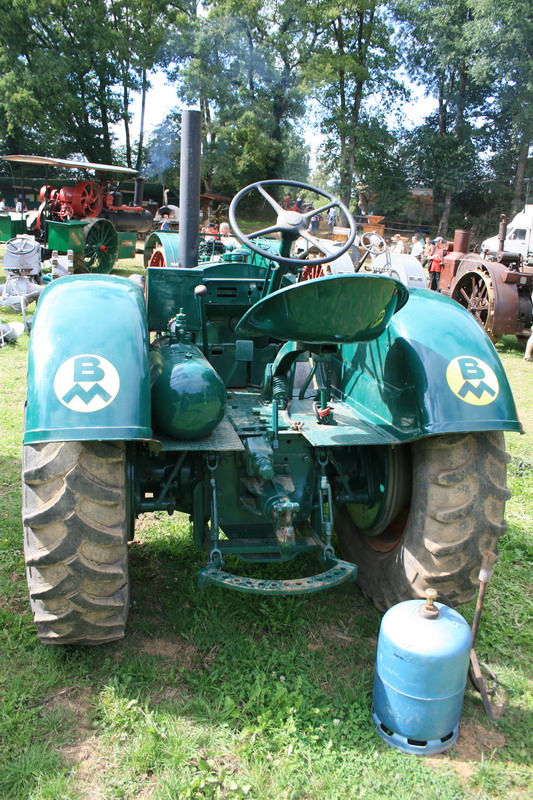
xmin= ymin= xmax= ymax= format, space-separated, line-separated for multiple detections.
xmin=0 ymin=197 xmax=26 ymax=215
xmin=194 ymin=201 xmax=450 ymax=292
xmin=377 ymin=232 xmax=447 ymax=291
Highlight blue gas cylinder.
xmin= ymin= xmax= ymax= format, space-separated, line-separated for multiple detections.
xmin=372 ymin=588 xmax=472 ymax=756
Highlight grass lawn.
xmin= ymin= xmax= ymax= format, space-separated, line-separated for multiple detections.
xmin=0 ymin=247 xmax=532 ymax=800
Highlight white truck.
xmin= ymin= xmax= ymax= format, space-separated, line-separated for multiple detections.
xmin=481 ymin=205 xmax=533 ymax=264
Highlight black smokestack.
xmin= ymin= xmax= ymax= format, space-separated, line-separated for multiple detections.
xmin=178 ymin=110 xmax=202 ymax=269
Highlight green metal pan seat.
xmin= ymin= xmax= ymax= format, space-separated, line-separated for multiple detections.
xmin=235 ymin=273 xmax=409 ymax=344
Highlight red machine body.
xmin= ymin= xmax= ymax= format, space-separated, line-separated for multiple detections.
xmin=440 ymin=229 xmax=533 ymax=341
xmin=37 ymin=180 xmax=152 ymax=234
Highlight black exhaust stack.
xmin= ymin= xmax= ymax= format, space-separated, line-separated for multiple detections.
xmin=134 ymin=178 xmax=145 ymax=207
xmin=179 ymin=109 xmax=202 ymax=269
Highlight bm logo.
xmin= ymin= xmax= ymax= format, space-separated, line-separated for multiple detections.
xmin=446 ymin=356 xmax=499 ymax=406
xmin=54 ymin=355 xmax=120 ymax=413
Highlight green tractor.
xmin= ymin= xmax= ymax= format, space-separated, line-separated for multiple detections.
xmin=22 ymin=112 xmax=520 ymax=645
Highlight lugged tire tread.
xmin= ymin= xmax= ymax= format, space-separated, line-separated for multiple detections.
xmin=23 ymin=441 xmax=130 ymax=645
xmin=335 ymin=432 xmax=510 ymax=611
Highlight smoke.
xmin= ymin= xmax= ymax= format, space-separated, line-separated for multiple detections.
xmin=145 ymin=112 xmax=181 ymax=180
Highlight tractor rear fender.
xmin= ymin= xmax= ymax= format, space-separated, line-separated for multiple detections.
xmin=24 ymin=275 xmax=152 ymax=444
xmin=333 ymin=288 xmax=521 ymax=441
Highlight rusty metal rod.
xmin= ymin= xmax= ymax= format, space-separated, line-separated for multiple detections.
xmin=469 ymin=550 xmax=499 ymax=719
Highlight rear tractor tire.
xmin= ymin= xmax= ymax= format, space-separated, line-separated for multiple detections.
xmin=334 ymin=432 xmax=510 ymax=611
xmin=23 ymin=441 xmax=132 ymax=645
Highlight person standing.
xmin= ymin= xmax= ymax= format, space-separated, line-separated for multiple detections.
xmin=523 ymin=329 xmax=533 ymax=362
xmin=422 ymin=235 xmax=433 ymax=269
xmin=328 ymin=206 xmax=339 ymax=235
xmin=308 ymin=209 xmax=322 ymax=235
xmin=429 ymin=237 xmax=445 ymax=291
xmin=410 ymin=235 xmax=424 ymax=260
xmin=391 ymin=234 xmax=405 ymax=254
xmin=0 ymin=198 xmax=7 ymax=212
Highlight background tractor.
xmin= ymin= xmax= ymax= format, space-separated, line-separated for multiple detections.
xmin=440 ymin=227 xmax=533 ymax=342
xmin=0 ymin=155 xmax=152 ymax=274
xmin=21 ymin=112 xmax=520 ymax=646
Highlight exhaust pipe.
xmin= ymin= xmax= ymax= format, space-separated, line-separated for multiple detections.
xmin=179 ymin=110 xmax=202 ymax=269
xmin=498 ymin=214 xmax=507 ymax=259
xmin=134 ymin=178 xmax=145 ymax=207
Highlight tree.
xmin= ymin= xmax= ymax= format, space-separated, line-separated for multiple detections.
xmin=0 ymin=1 xmax=123 ymax=162
xmin=468 ymin=0 xmax=533 ymax=217
xmin=160 ymin=0 xmax=309 ymax=193
xmin=393 ymin=0 xmax=494 ymax=236
xmin=0 ymin=0 xmax=180 ymax=168
xmin=302 ymin=1 xmax=403 ymax=210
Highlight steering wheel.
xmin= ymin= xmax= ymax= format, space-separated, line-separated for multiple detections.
xmin=228 ymin=179 xmax=356 ymax=267
xmin=360 ymin=232 xmax=386 ymax=255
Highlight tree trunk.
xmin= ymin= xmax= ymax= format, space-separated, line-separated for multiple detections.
xmin=123 ymin=75 xmax=132 ymax=169
xmin=98 ymin=74 xmax=113 ymax=163
xmin=135 ymin=68 xmax=148 ymax=172
xmin=510 ymin=129 xmax=531 ymax=217
xmin=436 ymin=65 xmax=468 ymax=237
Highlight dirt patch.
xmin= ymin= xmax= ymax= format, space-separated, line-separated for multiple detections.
xmin=134 ymin=782 xmax=157 ymax=800
xmin=52 ymin=687 xmax=94 ymax=735
xmin=134 ymin=513 xmax=160 ymax=533
xmin=62 ymin=734 xmax=114 ymax=800
xmin=454 ymin=721 xmax=507 ymax=760
xmin=0 ymin=595 xmax=27 ymax=613
xmin=317 ymin=622 xmax=356 ymax=645
xmin=427 ymin=754 xmax=476 ymax=782
xmin=135 ymin=634 xmax=199 ymax=667
xmin=427 ymin=721 xmax=507 ymax=784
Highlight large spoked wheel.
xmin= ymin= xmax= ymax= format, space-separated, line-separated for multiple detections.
xmin=23 ymin=441 xmax=133 ymax=645
xmin=333 ymin=432 xmax=510 ymax=611
xmin=452 ymin=269 xmax=495 ymax=334
xmin=74 ymin=218 xmax=119 ymax=274
xmin=229 ymin=179 xmax=357 ymax=267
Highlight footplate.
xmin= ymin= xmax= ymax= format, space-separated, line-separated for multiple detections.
xmin=198 ymin=556 xmax=357 ymax=595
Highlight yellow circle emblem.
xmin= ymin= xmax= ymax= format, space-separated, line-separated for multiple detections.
xmin=446 ymin=356 xmax=499 ymax=406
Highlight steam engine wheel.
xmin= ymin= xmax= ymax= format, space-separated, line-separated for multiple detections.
xmin=148 ymin=248 xmax=168 ymax=267
xmin=451 ymin=269 xmax=495 ymax=339
xmin=143 ymin=232 xmax=180 ymax=268
xmin=73 ymin=218 xmax=118 ymax=274
xmin=298 ymin=263 xmax=330 ymax=281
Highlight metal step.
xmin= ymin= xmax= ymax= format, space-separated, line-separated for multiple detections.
xmin=198 ymin=556 xmax=357 ymax=595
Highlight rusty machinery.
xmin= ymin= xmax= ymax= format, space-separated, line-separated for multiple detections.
xmin=440 ymin=226 xmax=533 ymax=341
xmin=1 ymin=156 xmax=153 ymax=273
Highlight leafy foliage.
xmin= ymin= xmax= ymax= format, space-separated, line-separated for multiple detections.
xmin=0 ymin=0 xmax=530 ymax=223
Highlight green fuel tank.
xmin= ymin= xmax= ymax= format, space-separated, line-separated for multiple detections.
xmin=150 ymin=337 xmax=227 ymax=440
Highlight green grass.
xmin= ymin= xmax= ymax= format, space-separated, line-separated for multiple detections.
xmin=1 ymin=247 xmax=532 ymax=799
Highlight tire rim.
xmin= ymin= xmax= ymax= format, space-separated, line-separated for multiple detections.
xmin=345 ymin=445 xmax=411 ymax=553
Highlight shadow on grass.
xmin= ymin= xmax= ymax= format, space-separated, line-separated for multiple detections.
xmin=2 ymin=513 xmax=530 ymax=800
xmin=46 ymin=528 xmax=533 ymax=763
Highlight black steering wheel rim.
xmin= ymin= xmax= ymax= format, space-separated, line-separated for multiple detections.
xmin=229 ymin=179 xmax=357 ymax=267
